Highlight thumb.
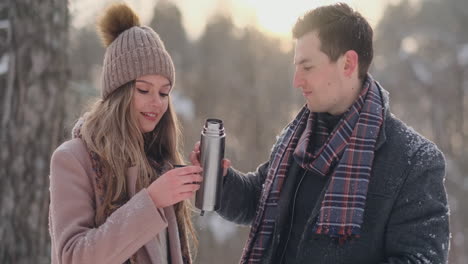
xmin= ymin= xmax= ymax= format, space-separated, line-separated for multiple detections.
xmin=222 ymin=159 xmax=231 ymax=177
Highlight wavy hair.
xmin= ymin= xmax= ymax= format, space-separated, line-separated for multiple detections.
xmin=80 ymin=81 xmax=197 ymax=258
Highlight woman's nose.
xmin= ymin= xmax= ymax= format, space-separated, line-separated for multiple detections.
xmin=150 ymin=93 xmax=162 ymax=107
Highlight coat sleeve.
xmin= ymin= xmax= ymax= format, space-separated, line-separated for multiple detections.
xmin=49 ymin=147 xmax=168 ymax=264
xmin=382 ymin=143 xmax=450 ymax=264
xmin=216 ymin=162 xmax=270 ymax=225
xmin=216 ymin=124 xmax=290 ymax=225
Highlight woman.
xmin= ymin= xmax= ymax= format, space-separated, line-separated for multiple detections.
xmin=49 ymin=3 xmax=201 ymax=264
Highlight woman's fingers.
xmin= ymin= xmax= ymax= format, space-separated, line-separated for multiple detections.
xmin=168 ymin=166 xmax=203 ymax=186
xmin=148 ymin=165 xmax=203 ymax=208
xmin=180 ymin=174 xmax=203 ymax=185
xmin=171 ymin=165 xmax=202 ymax=175
xmin=174 ymin=184 xmax=199 ymax=202
xmin=178 ymin=191 xmax=197 ymax=201
xmin=179 ymin=183 xmax=201 ymax=193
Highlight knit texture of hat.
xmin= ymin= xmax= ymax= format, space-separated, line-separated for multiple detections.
xmin=97 ymin=3 xmax=175 ymax=99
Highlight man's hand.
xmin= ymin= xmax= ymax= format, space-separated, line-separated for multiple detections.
xmin=190 ymin=141 xmax=231 ymax=176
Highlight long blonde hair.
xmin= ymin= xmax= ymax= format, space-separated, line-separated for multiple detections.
xmin=80 ymin=81 xmax=197 ymax=256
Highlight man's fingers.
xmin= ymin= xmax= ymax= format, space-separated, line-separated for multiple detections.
xmin=189 ymin=149 xmax=201 ymax=166
xmin=222 ymin=158 xmax=231 ymax=177
xmin=223 ymin=159 xmax=231 ymax=168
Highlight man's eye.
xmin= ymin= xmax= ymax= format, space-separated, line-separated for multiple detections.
xmin=304 ymin=66 xmax=313 ymax=71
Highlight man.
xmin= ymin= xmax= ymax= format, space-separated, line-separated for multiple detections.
xmin=191 ymin=3 xmax=449 ymax=264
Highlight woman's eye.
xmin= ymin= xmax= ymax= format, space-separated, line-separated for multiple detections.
xmin=137 ymin=88 xmax=148 ymax=94
xmin=304 ymin=66 xmax=313 ymax=71
xmin=160 ymin=93 xmax=169 ymax=98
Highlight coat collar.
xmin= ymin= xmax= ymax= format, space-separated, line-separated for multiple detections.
xmin=374 ymin=80 xmax=390 ymax=151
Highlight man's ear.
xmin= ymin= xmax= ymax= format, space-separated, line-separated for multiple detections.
xmin=342 ymin=50 xmax=358 ymax=78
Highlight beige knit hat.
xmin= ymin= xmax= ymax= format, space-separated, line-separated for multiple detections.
xmin=97 ymin=3 xmax=175 ymax=99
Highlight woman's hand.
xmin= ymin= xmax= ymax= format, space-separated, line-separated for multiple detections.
xmin=147 ymin=166 xmax=203 ymax=208
xmin=189 ymin=141 xmax=231 ymax=177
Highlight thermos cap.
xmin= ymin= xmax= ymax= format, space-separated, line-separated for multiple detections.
xmin=203 ymin=118 xmax=225 ymax=136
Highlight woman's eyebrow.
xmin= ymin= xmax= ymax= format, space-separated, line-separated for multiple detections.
xmin=135 ymin=80 xmax=154 ymax=86
xmin=136 ymin=80 xmax=171 ymax=88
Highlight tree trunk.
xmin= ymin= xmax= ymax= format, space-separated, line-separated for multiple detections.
xmin=0 ymin=0 xmax=68 ymax=263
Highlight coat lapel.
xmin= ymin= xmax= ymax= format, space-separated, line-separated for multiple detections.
xmin=165 ymin=206 xmax=183 ymax=264
xmin=126 ymin=167 xmax=163 ymax=263
xmin=126 ymin=166 xmax=138 ymax=196
xmin=126 ymin=167 xmax=183 ymax=264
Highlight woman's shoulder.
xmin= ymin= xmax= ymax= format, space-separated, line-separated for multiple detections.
xmin=54 ymin=138 xmax=87 ymax=156
xmin=51 ymin=138 xmax=92 ymax=172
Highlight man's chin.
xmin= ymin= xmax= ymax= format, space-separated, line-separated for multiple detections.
xmin=306 ymin=104 xmax=329 ymax=114
xmin=306 ymin=103 xmax=318 ymax=112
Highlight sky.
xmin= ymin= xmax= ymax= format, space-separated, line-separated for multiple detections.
xmin=70 ymin=0 xmax=406 ymax=40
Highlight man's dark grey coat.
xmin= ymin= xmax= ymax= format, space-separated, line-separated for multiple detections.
xmin=217 ymin=88 xmax=450 ymax=264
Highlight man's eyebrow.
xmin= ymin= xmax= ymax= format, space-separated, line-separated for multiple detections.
xmin=294 ymin=58 xmax=311 ymax=65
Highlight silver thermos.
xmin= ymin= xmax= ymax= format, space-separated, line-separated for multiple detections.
xmin=195 ymin=118 xmax=225 ymax=216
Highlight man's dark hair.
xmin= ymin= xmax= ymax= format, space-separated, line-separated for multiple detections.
xmin=293 ymin=3 xmax=373 ymax=80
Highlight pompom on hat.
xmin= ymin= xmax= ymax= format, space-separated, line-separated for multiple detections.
xmin=97 ymin=3 xmax=175 ymax=99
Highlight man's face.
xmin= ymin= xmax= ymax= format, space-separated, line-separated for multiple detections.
xmin=293 ymin=31 xmax=347 ymax=114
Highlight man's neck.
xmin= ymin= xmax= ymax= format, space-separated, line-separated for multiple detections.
xmin=329 ymin=78 xmax=363 ymax=115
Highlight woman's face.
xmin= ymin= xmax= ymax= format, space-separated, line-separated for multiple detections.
xmin=132 ymin=74 xmax=171 ymax=133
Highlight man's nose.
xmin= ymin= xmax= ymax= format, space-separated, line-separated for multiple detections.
xmin=293 ymin=71 xmax=304 ymax=89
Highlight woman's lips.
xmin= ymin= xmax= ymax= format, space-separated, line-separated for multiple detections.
xmin=141 ymin=112 xmax=157 ymax=121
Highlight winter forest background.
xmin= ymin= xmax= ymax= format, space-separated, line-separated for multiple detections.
xmin=1 ymin=0 xmax=467 ymax=263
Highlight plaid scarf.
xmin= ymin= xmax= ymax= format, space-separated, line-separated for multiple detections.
xmin=240 ymin=75 xmax=384 ymax=263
